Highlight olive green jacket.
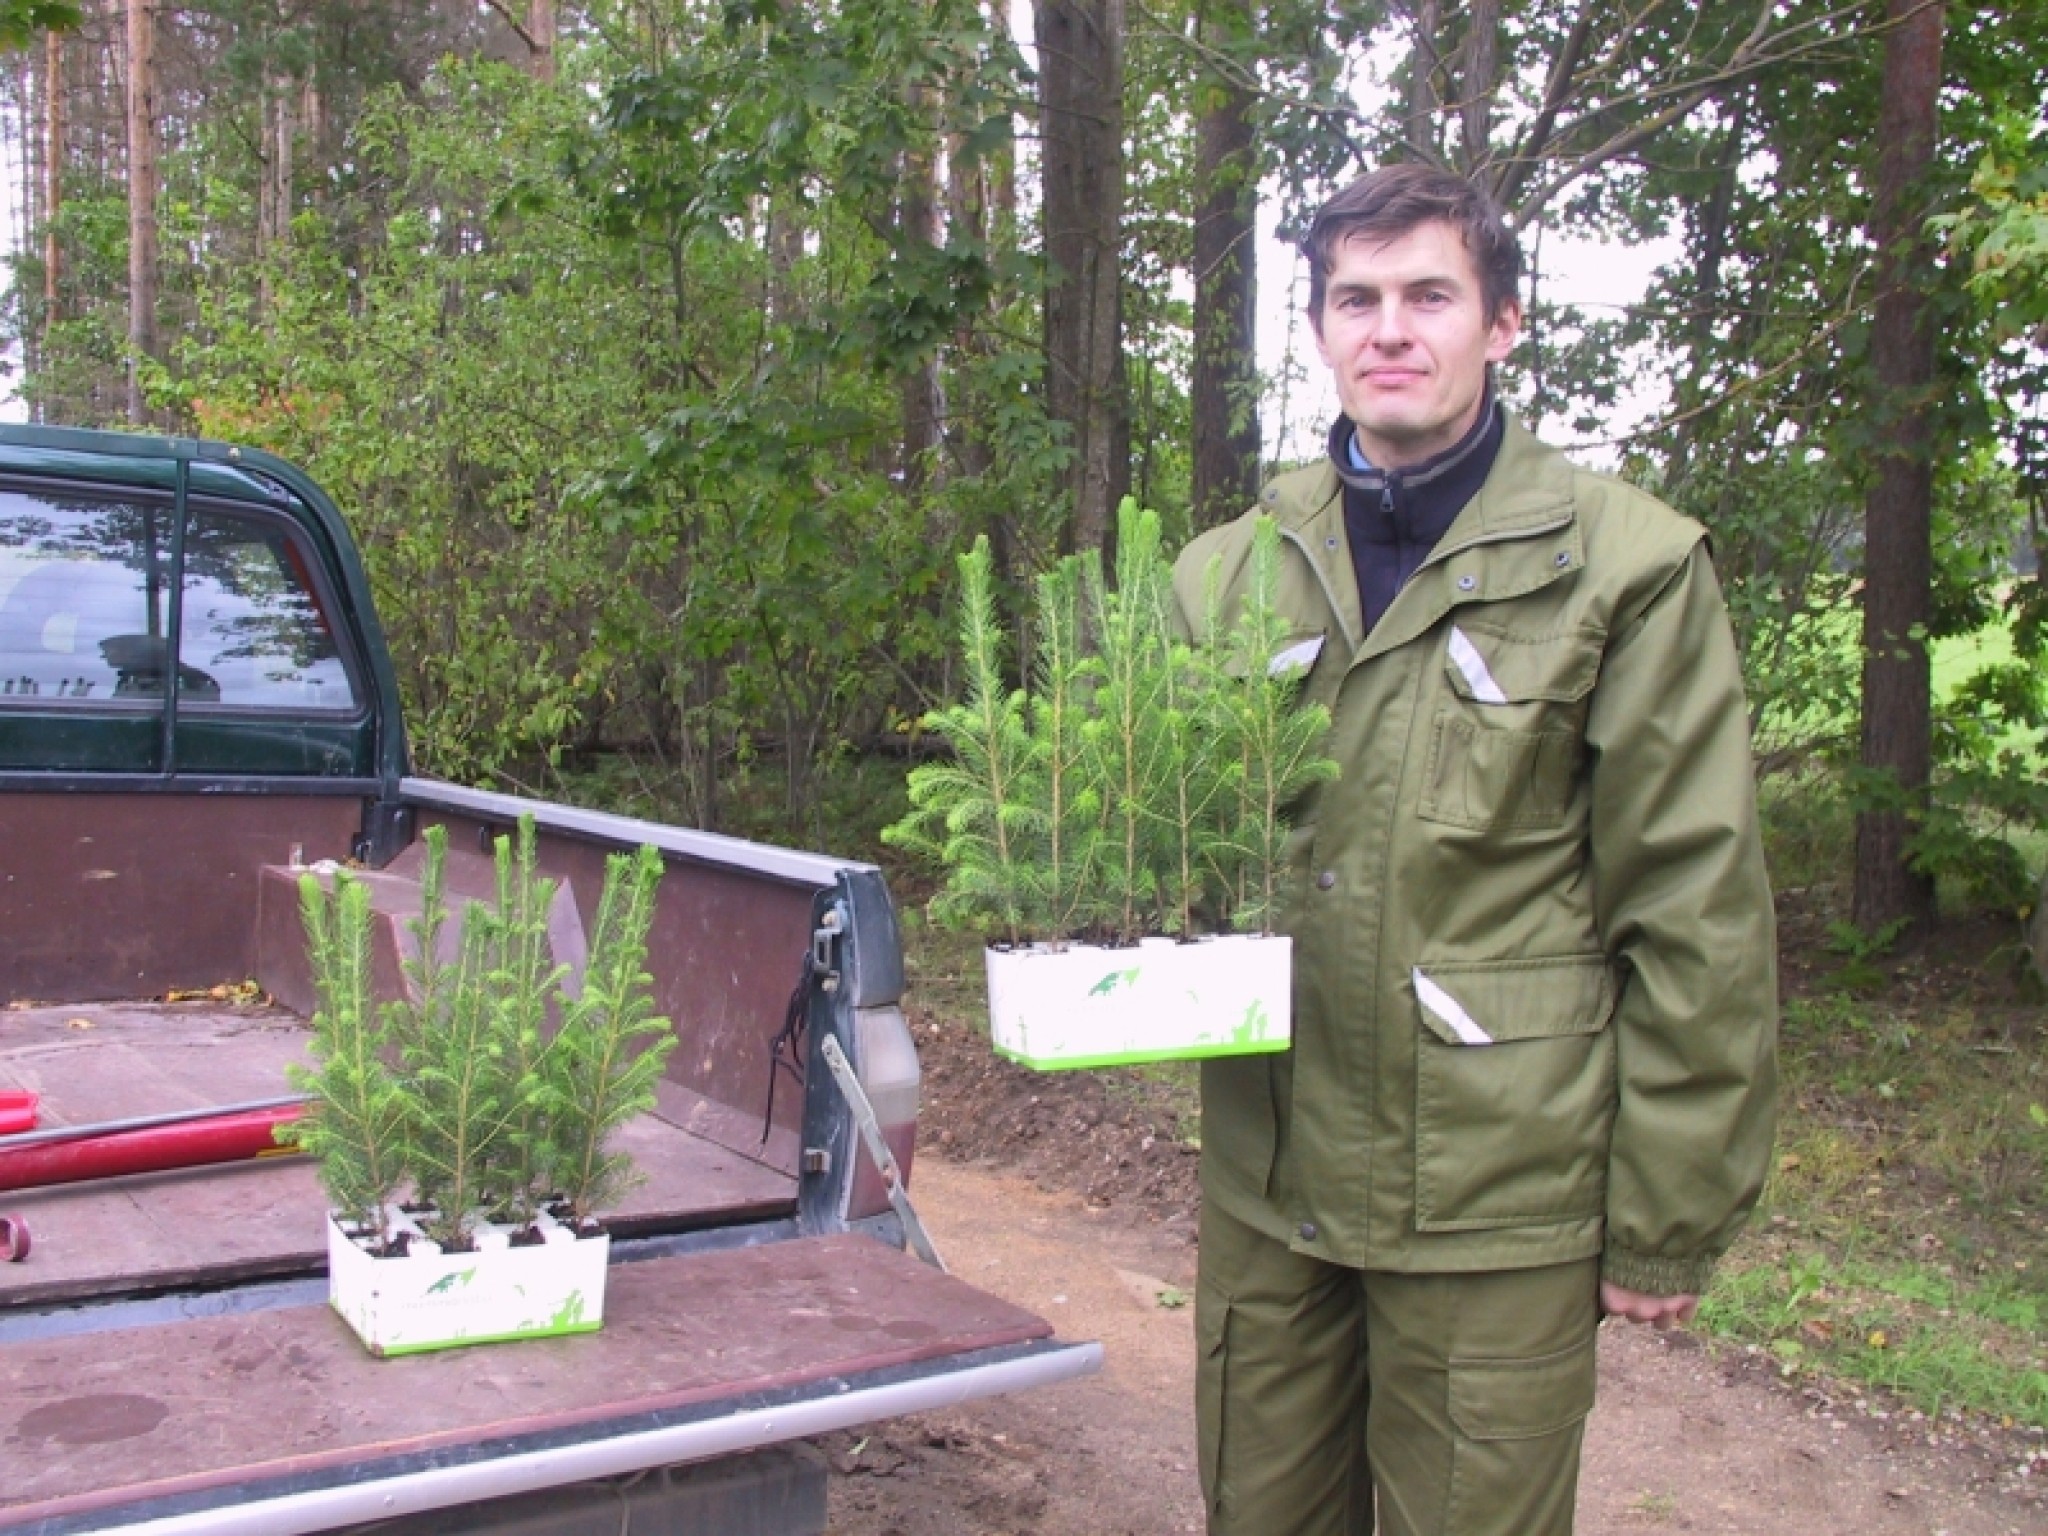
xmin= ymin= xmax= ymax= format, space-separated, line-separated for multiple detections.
xmin=1175 ymin=417 xmax=1778 ymax=1295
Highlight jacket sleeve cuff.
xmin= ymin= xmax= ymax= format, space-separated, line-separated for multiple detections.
xmin=1602 ymin=1246 xmax=1720 ymax=1297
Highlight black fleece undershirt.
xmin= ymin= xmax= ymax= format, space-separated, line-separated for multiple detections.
xmin=1330 ymin=393 xmax=1505 ymax=636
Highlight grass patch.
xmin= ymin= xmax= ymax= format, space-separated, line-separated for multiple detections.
xmin=1702 ymin=1250 xmax=2047 ymax=1425
xmin=1702 ymin=963 xmax=2048 ymax=1429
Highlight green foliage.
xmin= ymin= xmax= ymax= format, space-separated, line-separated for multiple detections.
xmin=292 ymin=819 xmax=675 ymax=1251
xmin=148 ymin=47 xmax=990 ymax=826
xmin=887 ymin=500 xmax=1335 ymax=944
xmin=283 ymin=871 xmax=410 ymax=1247
xmin=9 ymin=0 xmax=2045 ymax=898
xmin=0 ymin=1 xmax=79 ymax=49
xmin=1742 ymin=567 xmax=2047 ymax=921
xmin=1935 ymin=112 xmax=2048 ymax=343
xmin=1819 ymin=915 xmax=1910 ymax=994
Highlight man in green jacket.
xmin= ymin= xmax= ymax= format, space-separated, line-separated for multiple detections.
xmin=1173 ymin=165 xmax=1778 ymax=1536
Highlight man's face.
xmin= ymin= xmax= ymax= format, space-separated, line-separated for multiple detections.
xmin=1313 ymin=219 xmax=1522 ymax=470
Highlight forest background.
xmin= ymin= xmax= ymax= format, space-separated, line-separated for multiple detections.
xmin=2 ymin=0 xmax=2045 ymax=937
xmin=0 ymin=0 xmax=2045 ymax=1441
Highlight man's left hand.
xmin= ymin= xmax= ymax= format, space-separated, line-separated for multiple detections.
xmin=1599 ymin=1282 xmax=1698 ymax=1329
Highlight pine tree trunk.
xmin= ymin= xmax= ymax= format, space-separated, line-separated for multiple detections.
xmin=258 ymin=63 xmax=296 ymax=316
xmin=301 ymin=69 xmax=324 ymax=195
xmin=1852 ymin=0 xmax=1944 ymax=936
xmin=268 ymin=77 xmax=296 ymax=251
xmin=1458 ymin=0 xmax=1498 ymax=177
xmin=1035 ymin=0 xmax=1128 ymax=558
xmin=1190 ymin=0 xmax=1259 ymax=532
xmin=12 ymin=50 xmax=34 ymax=383
xmin=1404 ymin=0 xmax=1442 ymax=158
xmin=42 ymin=25 xmax=62 ymax=368
xmin=125 ymin=0 xmax=158 ymax=427
xmin=899 ymin=81 xmax=943 ymax=499
xmin=528 ymin=0 xmax=557 ymax=83
xmin=945 ymin=96 xmax=994 ymax=488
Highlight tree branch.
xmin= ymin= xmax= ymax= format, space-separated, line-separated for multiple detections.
xmin=478 ymin=0 xmax=539 ymax=55
xmin=1494 ymin=0 xmax=1600 ymax=208
xmin=1508 ymin=0 xmax=1892 ymax=221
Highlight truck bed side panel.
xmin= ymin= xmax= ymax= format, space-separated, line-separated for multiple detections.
xmin=0 ymin=791 xmax=362 ymax=1004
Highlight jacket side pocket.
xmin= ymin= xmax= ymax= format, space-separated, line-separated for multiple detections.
xmin=1412 ymin=956 xmax=1617 ymax=1232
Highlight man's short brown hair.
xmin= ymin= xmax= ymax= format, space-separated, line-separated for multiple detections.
xmin=1304 ymin=165 xmax=1524 ymax=327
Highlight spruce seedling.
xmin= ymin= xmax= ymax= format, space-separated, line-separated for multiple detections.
xmin=402 ymin=827 xmax=537 ymax=1248
xmin=481 ymin=817 xmax=569 ymax=1227
xmin=293 ymin=816 xmax=677 ymax=1254
xmin=1028 ymin=554 xmax=1103 ymax=942
xmin=1217 ymin=517 xmax=1340 ymax=932
xmin=543 ymin=842 xmax=677 ymax=1224
xmin=889 ymin=503 xmax=1335 ymax=949
xmin=884 ymin=536 xmax=1038 ymax=942
xmin=1083 ymin=502 xmax=1175 ymax=942
xmin=285 ymin=870 xmax=411 ymax=1250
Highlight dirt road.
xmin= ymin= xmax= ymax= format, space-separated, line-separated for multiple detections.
xmin=822 ymin=1157 xmax=2044 ymax=1535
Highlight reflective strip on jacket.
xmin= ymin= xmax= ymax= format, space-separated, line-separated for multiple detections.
xmin=1173 ymin=415 xmax=1778 ymax=1295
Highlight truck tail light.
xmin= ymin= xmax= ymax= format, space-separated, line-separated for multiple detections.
xmin=845 ymin=1004 xmax=919 ymax=1222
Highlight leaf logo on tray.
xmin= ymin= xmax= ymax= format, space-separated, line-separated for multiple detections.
xmin=1089 ymin=968 xmax=1141 ymax=996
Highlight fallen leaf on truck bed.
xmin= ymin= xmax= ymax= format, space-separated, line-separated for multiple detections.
xmin=163 ymin=980 xmax=262 ymax=1005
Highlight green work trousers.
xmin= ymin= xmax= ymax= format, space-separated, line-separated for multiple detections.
xmin=1195 ymin=1200 xmax=1601 ymax=1536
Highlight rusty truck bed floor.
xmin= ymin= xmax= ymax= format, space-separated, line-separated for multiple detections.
xmin=0 ymin=1230 xmax=1053 ymax=1531
xmin=0 ymin=1001 xmax=796 ymax=1308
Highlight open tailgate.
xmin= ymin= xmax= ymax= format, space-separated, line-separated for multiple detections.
xmin=0 ymin=1231 xmax=1099 ymax=1534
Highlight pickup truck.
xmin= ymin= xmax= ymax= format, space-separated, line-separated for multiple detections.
xmin=0 ymin=424 xmax=1099 ymax=1535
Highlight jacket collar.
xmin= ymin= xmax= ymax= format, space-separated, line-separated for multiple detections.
xmin=1267 ymin=413 xmax=1583 ymax=662
xmin=1327 ymin=388 xmax=1503 ymax=504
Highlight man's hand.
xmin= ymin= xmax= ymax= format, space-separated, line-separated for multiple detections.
xmin=1599 ymin=1281 xmax=1698 ymax=1329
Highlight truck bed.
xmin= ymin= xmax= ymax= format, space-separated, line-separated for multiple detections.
xmin=0 ymin=1001 xmax=1096 ymax=1535
xmin=0 ymin=1001 xmax=796 ymax=1310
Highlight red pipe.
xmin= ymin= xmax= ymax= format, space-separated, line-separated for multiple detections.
xmin=0 ymin=1104 xmax=304 ymax=1193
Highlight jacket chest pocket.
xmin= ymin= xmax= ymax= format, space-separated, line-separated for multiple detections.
xmin=1417 ymin=624 xmax=1599 ymax=830
xmin=1411 ymin=957 xmax=1617 ymax=1232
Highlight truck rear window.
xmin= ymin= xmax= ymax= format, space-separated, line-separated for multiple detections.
xmin=0 ymin=489 xmax=357 ymax=713
xmin=179 ymin=508 xmax=356 ymax=710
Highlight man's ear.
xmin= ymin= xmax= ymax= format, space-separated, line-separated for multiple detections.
xmin=1486 ymin=299 xmax=1523 ymax=362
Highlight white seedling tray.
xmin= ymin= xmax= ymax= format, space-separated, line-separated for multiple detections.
xmin=984 ymin=933 xmax=1291 ymax=1070
xmin=326 ymin=1205 xmax=609 ymax=1357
